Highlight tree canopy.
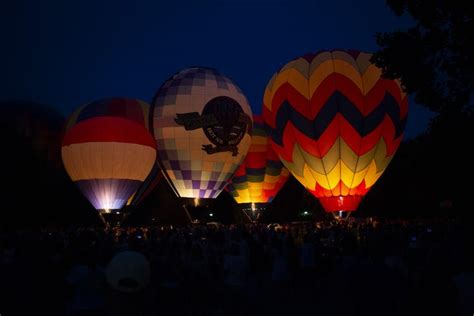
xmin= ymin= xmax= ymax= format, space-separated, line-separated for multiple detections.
xmin=372 ymin=0 xmax=474 ymax=114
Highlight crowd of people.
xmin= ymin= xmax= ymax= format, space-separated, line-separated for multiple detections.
xmin=1 ymin=218 xmax=473 ymax=315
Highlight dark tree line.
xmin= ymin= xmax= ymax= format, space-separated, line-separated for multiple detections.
xmin=372 ymin=0 xmax=473 ymax=114
xmin=0 ymin=101 xmax=98 ymax=227
xmin=365 ymin=0 xmax=474 ymax=219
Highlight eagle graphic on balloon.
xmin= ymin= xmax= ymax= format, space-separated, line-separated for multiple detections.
xmin=61 ymin=50 xmax=407 ymax=222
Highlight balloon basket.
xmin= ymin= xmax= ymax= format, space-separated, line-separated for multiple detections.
xmin=330 ymin=211 xmax=352 ymax=220
xmin=240 ymin=203 xmax=266 ymax=223
xmin=181 ymin=198 xmax=213 ymax=224
xmin=99 ymin=209 xmax=128 ymax=227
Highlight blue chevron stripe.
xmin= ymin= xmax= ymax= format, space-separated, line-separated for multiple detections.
xmin=266 ymin=160 xmax=284 ymax=169
xmin=232 ymin=175 xmax=250 ymax=183
xmin=246 ymin=168 xmax=266 ymax=176
xmin=268 ymin=91 xmax=407 ymax=146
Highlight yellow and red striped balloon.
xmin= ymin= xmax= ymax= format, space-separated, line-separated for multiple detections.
xmin=226 ymin=115 xmax=290 ymax=204
xmin=61 ymin=98 xmax=157 ymax=211
xmin=263 ymin=50 xmax=408 ymax=214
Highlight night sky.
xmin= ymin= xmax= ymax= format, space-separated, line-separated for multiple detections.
xmin=1 ymin=0 xmax=433 ymax=138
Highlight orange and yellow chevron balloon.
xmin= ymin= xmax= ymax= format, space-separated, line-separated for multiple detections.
xmin=263 ymin=50 xmax=408 ymax=214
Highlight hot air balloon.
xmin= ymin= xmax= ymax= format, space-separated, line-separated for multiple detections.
xmin=151 ymin=67 xmax=252 ymax=220
xmin=61 ymin=98 xmax=157 ymax=222
xmin=263 ymin=50 xmax=408 ymax=217
xmin=226 ymin=115 xmax=290 ymax=221
xmin=126 ymin=168 xmax=163 ymax=207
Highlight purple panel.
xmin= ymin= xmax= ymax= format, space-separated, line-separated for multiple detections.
xmin=169 ymin=160 xmax=180 ymax=170
xmin=207 ymin=181 xmax=217 ymax=189
xmin=192 ymin=180 xmax=200 ymax=189
xmin=193 ymin=72 xmax=206 ymax=80
xmin=209 ymin=172 xmax=220 ymax=181
xmin=181 ymin=78 xmax=194 ymax=85
xmin=158 ymin=149 xmax=168 ymax=160
xmin=181 ymin=170 xmax=192 ymax=180
xmin=180 ymin=161 xmax=191 ymax=170
xmin=75 ymin=179 xmax=142 ymax=210
xmin=216 ymin=79 xmax=229 ymax=90
xmin=170 ymin=79 xmax=182 ymax=87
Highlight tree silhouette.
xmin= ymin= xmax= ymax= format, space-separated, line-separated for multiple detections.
xmin=1 ymin=101 xmax=97 ymax=227
xmin=372 ymin=0 xmax=474 ymax=114
xmin=366 ymin=1 xmax=474 ymax=218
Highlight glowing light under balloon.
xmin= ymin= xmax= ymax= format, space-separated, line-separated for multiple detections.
xmin=62 ymin=98 xmax=157 ymax=212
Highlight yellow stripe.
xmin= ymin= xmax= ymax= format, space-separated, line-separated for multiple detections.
xmin=309 ymin=51 xmax=333 ymax=75
xmin=263 ymin=174 xmax=283 ymax=184
xmin=267 ymin=68 xmax=309 ymax=102
xmin=309 ymin=59 xmax=334 ymax=97
xmin=363 ymin=160 xmax=380 ymax=187
xmin=282 ymin=137 xmax=394 ymax=191
xmin=279 ymin=143 xmax=306 ymax=177
xmin=361 ymin=65 xmax=383 ymax=94
xmin=126 ymin=191 xmax=137 ymax=206
xmin=263 ymin=73 xmax=278 ymax=111
xmin=231 ymin=168 xmax=289 ymax=204
xmin=295 ymin=137 xmax=387 ymax=174
xmin=266 ymin=51 xmax=402 ymax=112
xmin=288 ymin=68 xmax=310 ymax=99
xmin=333 ymin=59 xmax=364 ymax=91
xmin=325 ymin=160 xmax=341 ymax=189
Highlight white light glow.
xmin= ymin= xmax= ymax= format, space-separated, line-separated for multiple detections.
xmin=93 ymin=183 xmax=129 ymax=211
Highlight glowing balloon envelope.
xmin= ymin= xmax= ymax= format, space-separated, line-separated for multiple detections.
xmin=263 ymin=50 xmax=408 ymax=214
xmin=62 ymin=98 xmax=157 ymax=211
xmin=152 ymin=67 xmax=252 ymax=199
xmin=226 ymin=115 xmax=290 ymax=204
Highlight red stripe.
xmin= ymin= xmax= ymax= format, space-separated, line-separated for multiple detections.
xmin=318 ymin=195 xmax=363 ymax=212
xmin=264 ymin=73 xmax=407 ymax=128
xmin=309 ymin=180 xmax=369 ymax=199
xmin=245 ymin=152 xmax=267 ymax=169
xmin=263 ymin=106 xmax=275 ymax=128
xmin=365 ymin=79 xmax=405 ymax=116
xmin=252 ymin=115 xmax=263 ymax=124
xmin=233 ymin=163 xmax=247 ymax=177
xmin=269 ymin=114 xmax=402 ymax=163
xmin=62 ymin=116 xmax=156 ymax=148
